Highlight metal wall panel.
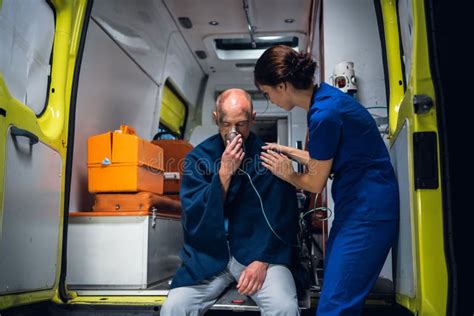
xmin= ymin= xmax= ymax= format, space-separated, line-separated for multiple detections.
xmin=92 ymin=0 xmax=175 ymax=84
xmin=323 ymin=0 xmax=387 ymax=109
xmin=161 ymin=31 xmax=204 ymax=108
xmin=0 ymin=127 xmax=61 ymax=294
xmin=69 ymin=21 xmax=160 ymax=213
xmin=91 ymin=0 xmax=205 ymax=136
xmin=70 ymin=2 xmax=205 ymax=212
xmin=390 ymin=121 xmax=416 ymax=297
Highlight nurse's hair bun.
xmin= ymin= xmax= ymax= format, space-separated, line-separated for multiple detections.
xmin=288 ymin=52 xmax=317 ymax=87
xmin=254 ymin=45 xmax=317 ymax=90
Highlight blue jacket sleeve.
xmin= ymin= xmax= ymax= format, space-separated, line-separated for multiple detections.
xmin=179 ymin=154 xmax=227 ymax=249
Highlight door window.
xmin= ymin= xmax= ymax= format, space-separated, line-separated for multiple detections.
xmin=0 ymin=0 xmax=55 ymax=115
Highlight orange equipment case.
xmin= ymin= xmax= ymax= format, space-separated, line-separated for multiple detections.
xmin=88 ymin=125 xmax=164 ymax=194
xmin=92 ymin=191 xmax=182 ymax=219
xmin=151 ymin=139 xmax=193 ymax=194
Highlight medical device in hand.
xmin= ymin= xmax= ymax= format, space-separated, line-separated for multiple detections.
xmin=224 ymin=127 xmax=240 ymax=144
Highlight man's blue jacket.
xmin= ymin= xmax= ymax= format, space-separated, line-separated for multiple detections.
xmin=170 ymin=132 xmax=299 ymax=289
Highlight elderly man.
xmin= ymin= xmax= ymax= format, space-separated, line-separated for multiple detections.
xmin=160 ymin=89 xmax=300 ymax=316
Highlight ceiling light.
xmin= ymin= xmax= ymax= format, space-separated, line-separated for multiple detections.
xmin=258 ymin=36 xmax=284 ymax=41
xmin=209 ymin=21 xmax=219 ymax=26
xmin=284 ymin=18 xmax=295 ymax=23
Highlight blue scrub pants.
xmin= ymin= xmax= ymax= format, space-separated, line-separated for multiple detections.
xmin=316 ymin=219 xmax=398 ymax=316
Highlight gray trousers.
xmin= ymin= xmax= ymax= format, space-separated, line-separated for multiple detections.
xmin=160 ymin=256 xmax=300 ymax=316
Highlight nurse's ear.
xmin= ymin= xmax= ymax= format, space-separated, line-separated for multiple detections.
xmin=276 ymin=82 xmax=287 ymax=92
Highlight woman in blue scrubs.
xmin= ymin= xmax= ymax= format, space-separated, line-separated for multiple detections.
xmin=254 ymin=45 xmax=399 ymax=315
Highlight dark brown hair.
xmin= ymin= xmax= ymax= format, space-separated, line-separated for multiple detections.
xmin=254 ymin=45 xmax=316 ymax=90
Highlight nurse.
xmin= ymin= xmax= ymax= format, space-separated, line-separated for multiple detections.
xmin=254 ymin=45 xmax=399 ymax=315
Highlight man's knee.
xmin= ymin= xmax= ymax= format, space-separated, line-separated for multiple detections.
xmin=275 ymin=297 xmax=299 ymax=314
xmin=259 ymin=295 xmax=299 ymax=315
xmin=256 ymin=265 xmax=299 ymax=315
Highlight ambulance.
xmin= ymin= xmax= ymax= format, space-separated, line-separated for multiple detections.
xmin=0 ymin=0 xmax=462 ymax=314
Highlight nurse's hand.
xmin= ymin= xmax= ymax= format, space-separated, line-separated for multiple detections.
xmin=262 ymin=143 xmax=289 ymax=155
xmin=236 ymin=261 xmax=268 ymax=295
xmin=260 ymin=150 xmax=295 ymax=183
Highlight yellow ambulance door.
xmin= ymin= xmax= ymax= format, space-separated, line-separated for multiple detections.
xmin=0 ymin=0 xmax=90 ymax=310
xmin=376 ymin=0 xmax=448 ymax=315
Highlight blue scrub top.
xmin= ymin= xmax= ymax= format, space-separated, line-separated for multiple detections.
xmin=307 ymin=82 xmax=399 ymax=221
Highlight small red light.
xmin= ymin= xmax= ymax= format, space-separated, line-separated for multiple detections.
xmin=336 ymin=77 xmax=346 ymax=88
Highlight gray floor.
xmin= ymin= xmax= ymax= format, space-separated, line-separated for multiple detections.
xmin=2 ymin=301 xmax=414 ymax=316
xmin=7 ymin=276 xmax=397 ymax=315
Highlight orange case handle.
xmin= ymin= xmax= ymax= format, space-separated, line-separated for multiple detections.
xmin=119 ymin=124 xmax=136 ymax=135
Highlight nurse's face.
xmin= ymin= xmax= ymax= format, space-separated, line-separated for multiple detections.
xmin=258 ymin=83 xmax=295 ymax=111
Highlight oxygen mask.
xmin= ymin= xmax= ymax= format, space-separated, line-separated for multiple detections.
xmin=224 ymin=127 xmax=240 ymax=145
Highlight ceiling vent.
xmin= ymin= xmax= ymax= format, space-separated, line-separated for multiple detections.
xmin=178 ymin=17 xmax=193 ymax=29
xmin=235 ymin=62 xmax=256 ymax=68
xmin=195 ymin=50 xmax=207 ymax=59
xmin=213 ymin=36 xmax=299 ymax=60
xmin=215 ymin=37 xmax=298 ymax=51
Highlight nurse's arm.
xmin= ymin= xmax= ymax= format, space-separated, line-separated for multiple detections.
xmin=286 ymin=146 xmax=311 ymax=165
xmin=287 ymin=158 xmax=333 ymax=193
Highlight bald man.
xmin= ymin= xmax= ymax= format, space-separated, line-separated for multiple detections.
xmin=160 ymin=89 xmax=301 ymax=316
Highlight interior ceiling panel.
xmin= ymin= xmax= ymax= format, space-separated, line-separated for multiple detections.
xmin=252 ymin=0 xmax=311 ymax=32
xmin=163 ymin=0 xmax=312 ymax=74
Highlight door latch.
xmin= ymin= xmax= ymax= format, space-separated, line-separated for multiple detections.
xmin=413 ymin=95 xmax=434 ymax=114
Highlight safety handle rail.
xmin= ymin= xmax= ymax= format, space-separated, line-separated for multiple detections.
xmin=11 ymin=126 xmax=39 ymax=145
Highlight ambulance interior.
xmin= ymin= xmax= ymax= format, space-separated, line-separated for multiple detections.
xmin=61 ymin=0 xmax=412 ymax=311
